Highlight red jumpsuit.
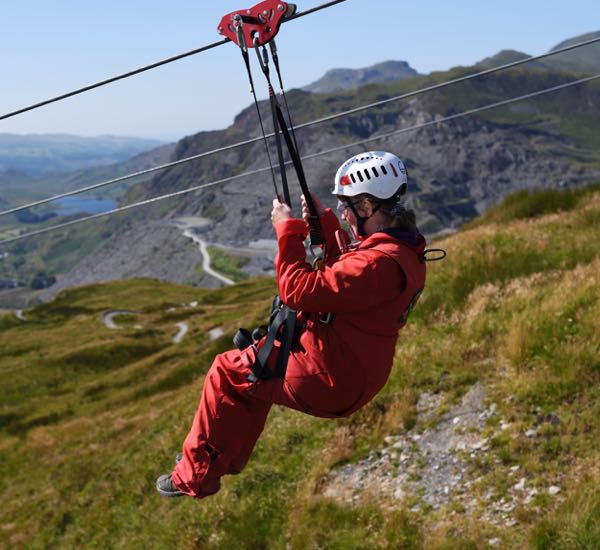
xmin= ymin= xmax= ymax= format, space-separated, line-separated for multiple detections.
xmin=171 ymin=209 xmax=426 ymax=497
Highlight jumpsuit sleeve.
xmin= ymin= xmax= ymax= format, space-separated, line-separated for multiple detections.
xmin=273 ymin=218 xmax=401 ymax=313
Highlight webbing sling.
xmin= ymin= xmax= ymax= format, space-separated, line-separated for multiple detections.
xmin=236 ymin=303 xmax=297 ymax=382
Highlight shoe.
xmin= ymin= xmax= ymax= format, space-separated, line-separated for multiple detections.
xmin=156 ymin=474 xmax=185 ymax=497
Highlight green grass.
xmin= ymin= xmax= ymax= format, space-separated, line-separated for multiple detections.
xmin=1 ymin=186 xmax=600 ymax=548
xmin=207 ymin=246 xmax=250 ymax=282
xmin=531 ymin=481 xmax=600 ymax=549
xmin=415 ymin=182 xmax=600 ymax=320
xmin=466 ymin=182 xmax=600 ymax=227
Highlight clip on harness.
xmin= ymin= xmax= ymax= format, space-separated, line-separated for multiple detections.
xmin=220 ymin=1 xmax=325 ymax=382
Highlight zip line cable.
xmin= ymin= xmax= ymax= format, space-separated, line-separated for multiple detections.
xmin=291 ymin=35 xmax=600 ymax=130
xmin=0 ymin=40 xmax=225 ymax=122
xmin=1 ymin=72 xmax=597 ymax=247
xmin=2 ymin=35 xmax=598 ymax=220
xmin=0 ymin=0 xmax=347 ymax=123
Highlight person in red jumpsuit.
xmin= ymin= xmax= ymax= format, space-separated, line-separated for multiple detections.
xmin=156 ymin=151 xmax=427 ymax=498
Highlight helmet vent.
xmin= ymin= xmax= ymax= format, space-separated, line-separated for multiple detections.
xmin=390 ymin=163 xmax=398 ymax=177
xmin=372 ymin=167 xmax=379 ymax=177
xmin=356 ymin=171 xmax=364 ymax=183
xmin=380 ymin=165 xmax=387 ymax=175
xmin=350 ymin=173 xmax=356 ymax=184
xmin=363 ymin=169 xmax=371 ymax=180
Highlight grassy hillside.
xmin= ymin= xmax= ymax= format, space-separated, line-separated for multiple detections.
xmin=1 ymin=184 xmax=600 ymax=548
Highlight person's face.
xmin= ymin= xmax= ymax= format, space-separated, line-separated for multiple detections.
xmin=336 ymin=197 xmax=370 ymax=236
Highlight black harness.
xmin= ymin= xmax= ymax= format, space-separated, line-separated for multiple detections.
xmin=233 ymin=297 xmax=299 ymax=382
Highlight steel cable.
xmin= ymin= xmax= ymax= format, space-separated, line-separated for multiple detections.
xmin=1 ymin=35 xmax=598 ymax=220
xmin=0 ymin=0 xmax=347 ymax=123
xmin=2 ymin=73 xmax=597 ymax=246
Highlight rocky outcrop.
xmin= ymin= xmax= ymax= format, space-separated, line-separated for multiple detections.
xmin=322 ymin=383 xmax=566 ymax=530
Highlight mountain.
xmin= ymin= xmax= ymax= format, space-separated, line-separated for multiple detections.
xmin=39 ymin=66 xmax=599 ymax=298
xmin=0 ymin=142 xmax=175 ymax=214
xmin=476 ymin=49 xmax=533 ymax=69
xmin=0 ymin=143 xmax=176 ymax=306
xmin=1 ymin=184 xmax=599 ymax=547
xmin=548 ymin=30 xmax=600 ymax=73
xmin=0 ymin=169 xmax=35 ymax=204
xmin=2 ymin=32 xmax=600 ymax=307
xmin=0 ymin=133 xmax=167 ymax=177
xmin=476 ymin=31 xmax=600 ymax=73
xmin=303 ymin=60 xmax=420 ymax=93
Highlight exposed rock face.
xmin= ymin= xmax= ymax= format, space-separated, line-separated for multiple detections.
xmin=37 ymin=63 xmax=600 ymax=297
xmin=38 ymin=222 xmax=218 ymax=302
xmin=130 ymin=100 xmax=597 ymax=244
xmin=321 ymin=383 xmax=565 ymax=527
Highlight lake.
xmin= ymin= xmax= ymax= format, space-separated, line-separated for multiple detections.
xmin=53 ymin=196 xmax=117 ymax=216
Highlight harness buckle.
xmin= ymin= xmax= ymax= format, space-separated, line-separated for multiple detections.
xmin=319 ymin=312 xmax=334 ymax=324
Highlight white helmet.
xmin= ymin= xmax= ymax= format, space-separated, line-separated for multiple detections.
xmin=332 ymin=151 xmax=408 ymax=199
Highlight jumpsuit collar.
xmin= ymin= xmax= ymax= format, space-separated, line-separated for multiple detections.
xmin=357 ymin=227 xmax=425 ymax=251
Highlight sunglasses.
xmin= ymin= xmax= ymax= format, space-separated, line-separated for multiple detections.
xmin=336 ymin=199 xmax=361 ymax=214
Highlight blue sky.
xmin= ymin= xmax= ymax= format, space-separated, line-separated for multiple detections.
xmin=1 ymin=0 xmax=598 ymax=141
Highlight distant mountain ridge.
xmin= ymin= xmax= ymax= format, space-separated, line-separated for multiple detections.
xmin=303 ymin=60 xmax=420 ymax=93
xmin=476 ymin=30 xmax=600 ymax=73
xmin=548 ymin=30 xmax=600 ymax=73
xmin=0 ymin=133 xmax=166 ymax=177
xmin=0 ymin=142 xmax=175 ymax=211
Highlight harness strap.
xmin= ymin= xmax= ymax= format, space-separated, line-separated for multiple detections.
xmin=240 ymin=304 xmax=298 ymax=383
xmin=273 ymin=306 xmax=296 ymax=378
xmin=255 ymin=41 xmax=292 ymax=207
xmin=273 ymin=102 xmax=325 ymax=247
xmin=252 ymin=39 xmax=324 ymax=247
xmin=235 ymin=23 xmax=280 ymax=199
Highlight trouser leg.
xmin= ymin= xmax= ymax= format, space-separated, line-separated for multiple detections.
xmin=171 ymin=349 xmax=273 ymax=498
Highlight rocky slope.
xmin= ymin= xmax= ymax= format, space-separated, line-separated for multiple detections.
xmin=322 ymin=382 xmax=565 ymax=530
xmin=44 ymin=80 xmax=598 ymax=296
xmin=5 ymin=33 xmax=600 ymax=303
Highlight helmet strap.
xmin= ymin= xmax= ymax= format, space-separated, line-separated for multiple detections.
xmin=348 ymin=201 xmax=382 ymax=237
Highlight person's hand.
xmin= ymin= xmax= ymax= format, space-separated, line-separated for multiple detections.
xmin=300 ymin=193 xmax=325 ymax=225
xmin=271 ymin=198 xmax=293 ymax=226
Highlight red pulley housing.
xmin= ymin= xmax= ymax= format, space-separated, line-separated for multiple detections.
xmin=218 ymin=0 xmax=296 ymax=47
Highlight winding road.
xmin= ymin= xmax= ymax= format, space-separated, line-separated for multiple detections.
xmin=101 ymin=310 xmax=139 ymax=329
xmin=182 ymin=228 xmax=235 ymax=286
xmin=170 ymin=216 xmax=235 ymax=287
xmin=93 ymin=217 xmax=260 ymax=346
xmin=172 ymin=322 xmax=189 ymax=344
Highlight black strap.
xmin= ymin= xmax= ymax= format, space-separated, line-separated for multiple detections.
xmin=244 ymin=304 xmax=297 ymax=383
xmin=236 ymin=26 xmax=280 ymax=199
xmin=253 ymin=41 xmax=324 ymax=248
xmin=269 ymin=89 xmax=292 ymax=207
xmin=255 ymin=43 xmax=292 ymax=207
xmin=273 ymin=306 xmax=296 ymax=378
xmin=273 ymin=103 xmax=324 ymax=246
